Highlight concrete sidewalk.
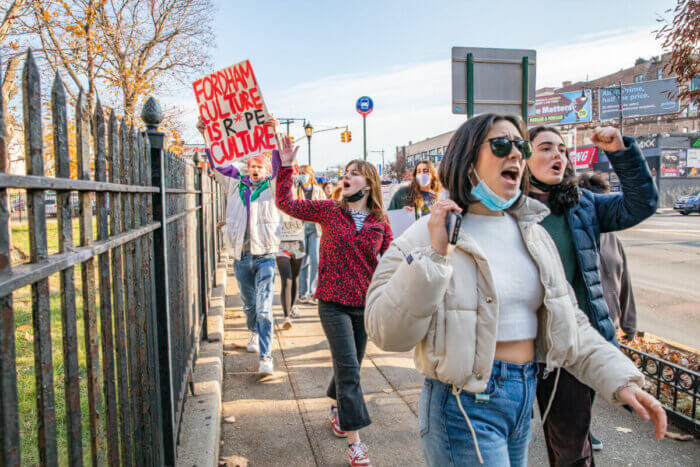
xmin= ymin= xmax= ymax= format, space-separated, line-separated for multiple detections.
xmin=219 ymin=265 xmax=699 ymax=467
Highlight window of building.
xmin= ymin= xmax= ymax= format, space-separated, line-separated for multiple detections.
xmin=634 ymin=74 xmax=644 ymax=83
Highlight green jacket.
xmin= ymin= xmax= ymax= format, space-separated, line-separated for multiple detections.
xmin=388 ymin=186 xmax=411 ymax=211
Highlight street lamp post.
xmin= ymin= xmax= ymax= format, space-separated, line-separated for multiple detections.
xmin=304 ymin=121 xmax=313 ymax=166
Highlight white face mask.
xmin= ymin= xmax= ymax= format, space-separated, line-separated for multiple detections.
xmin=416 ymin=173 xmax=431 ymax=187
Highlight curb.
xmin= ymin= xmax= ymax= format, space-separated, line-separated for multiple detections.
xmin=641 ymin=331 xmax=699 ymax=356
xmin=176 ymin=256 xmax=228 ymax=467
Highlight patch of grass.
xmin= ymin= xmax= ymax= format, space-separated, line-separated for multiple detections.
xmin=12 ymin=217 xmax=108 ymax=464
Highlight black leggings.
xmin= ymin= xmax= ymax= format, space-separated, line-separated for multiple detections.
xmin=276 ymin=255 xmax=303 ymax=317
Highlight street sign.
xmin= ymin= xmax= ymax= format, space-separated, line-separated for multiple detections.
xmin=451 ymin=47 xmax=536 ymax=118
xmin=356 ymin=96 xmax=374 ymax=116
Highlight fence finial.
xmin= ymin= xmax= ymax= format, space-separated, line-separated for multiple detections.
xmin=141 ymin=97 xmax=163 ymax=130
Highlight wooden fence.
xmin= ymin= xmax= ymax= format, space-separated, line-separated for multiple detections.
xmin=0 ymin=51 xmax=224 ymax=465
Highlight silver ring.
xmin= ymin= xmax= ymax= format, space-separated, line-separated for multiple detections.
xmin=651 ymin=401 xmax=662 ymax=409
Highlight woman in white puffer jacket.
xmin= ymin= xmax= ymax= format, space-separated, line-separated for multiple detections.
xmin=365 ymin=114 xmax=666 ymax=466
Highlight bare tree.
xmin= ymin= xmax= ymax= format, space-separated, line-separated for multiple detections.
xmin=30 ymin=0 xmax=214 ymax=123
xmin=656 ymin=0 xmax=700 ymax=106
xmin=385 ymin=152 xmax=409 ymax=181
xmin=95 ymin=0 xmax=215 ymax=123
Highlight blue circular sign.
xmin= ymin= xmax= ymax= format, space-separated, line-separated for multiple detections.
xmin=356 ymin=96 xmax=374 ymax=116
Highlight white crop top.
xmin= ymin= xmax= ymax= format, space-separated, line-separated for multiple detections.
xmin=460 ymin=212 xmax=544 ymax=342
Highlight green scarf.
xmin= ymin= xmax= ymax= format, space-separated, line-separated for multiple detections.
xmin=238 ymin=177 xmax=271 ymax=206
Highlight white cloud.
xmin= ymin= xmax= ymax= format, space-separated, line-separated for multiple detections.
xmin=174 ymin=25 xmax=665 ymax=171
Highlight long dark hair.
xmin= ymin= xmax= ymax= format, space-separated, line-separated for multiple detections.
xmin=528 ymin=126 xmax=580 ymax=215
xmin=407 ymin=160 xmax=442 ymax=211
xmin=439 ymin=113 xmax=530 ymax=213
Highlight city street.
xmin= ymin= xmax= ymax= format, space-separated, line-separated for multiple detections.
xmin=617 ymin=212 xmax=700 ymax=349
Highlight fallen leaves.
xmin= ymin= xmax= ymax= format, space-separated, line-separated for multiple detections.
xmin=223 ymin=416 xmax=236 ymax=424
xmin=665 ymin=431 xmax=693 ymax=441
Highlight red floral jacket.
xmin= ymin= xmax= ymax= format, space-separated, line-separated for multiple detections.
xmin=276 ymin=166 xmax=393 ymax=307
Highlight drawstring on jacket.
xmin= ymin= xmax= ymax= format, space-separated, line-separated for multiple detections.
xmin=540 ymin=368 xmax=561 ymax=425
xmin=449 ymin=366 xmax=560 ymax=465
xmin=451 ymin=385 xmax=484 ymax=465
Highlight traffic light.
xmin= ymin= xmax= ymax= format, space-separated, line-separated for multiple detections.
xmin=340 ymin=132 xmax=347 ymax=143
xmin=346 ymin=131 xmax=352 ymax=142
xmin=340 ymin=130 xmax=352 ymax=143
xmin=290 ymin=136 xmax=294 ymax=144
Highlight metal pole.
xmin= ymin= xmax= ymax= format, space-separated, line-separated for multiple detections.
xmin=466 ymin=53 xmax=474 ymax=118
xmin=286 ymin=121 xmax=290 ymax=136
xmin=363 ymin=115 xmax=367 ymax=161
xmin=522 ymin=56 xmax=529 ymax=123
xmin=307 ymin=135 xmax=311 ymax=166
xmin=619 ymin=80 xmax=624 ymax=134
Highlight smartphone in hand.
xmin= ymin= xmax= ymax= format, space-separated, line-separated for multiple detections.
xmin=445 ymin=211 xmax=462 ymax=245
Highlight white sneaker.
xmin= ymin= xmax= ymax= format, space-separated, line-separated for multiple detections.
xmin=246 ymin=333 xmax=259 ymax=353
xmin=258 ymin=357 xmax=274 ymax=376
xmin=297 ymin=294 xmax=311 ymax=304
xmin=282 ymin=317 xmax=293 ymax=330
xmin=290 ymin=306 xmax=301 ymax=319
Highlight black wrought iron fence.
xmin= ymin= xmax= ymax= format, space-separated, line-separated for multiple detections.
xmin=620 ymin=344 xmax=699 ymax=435
xmin=0 ymin=51 xmax=224 ymax=465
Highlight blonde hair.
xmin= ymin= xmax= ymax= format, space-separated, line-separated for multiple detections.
xmin=297 ymin=164 xmax=317 ymax=198
xmin=336 ymin=160 xmax=386 ymax=222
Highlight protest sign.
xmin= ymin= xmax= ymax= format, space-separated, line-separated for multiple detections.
xmin=387 ymin=209 xmax=416 ymax=238
xmin=529 ymin=90 xmax=592 ymax=125
xmin=193 ymin=60 xmax=276 ymax=167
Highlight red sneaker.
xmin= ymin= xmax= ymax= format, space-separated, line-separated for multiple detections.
xmin=347 ymin=442 xmax=372 ymax=467
xmin=329 ymin=405 xmax=347 ymax=438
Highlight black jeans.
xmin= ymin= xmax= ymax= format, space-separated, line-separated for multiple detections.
xmin=276 ymin=256 xmax=303 ymax=317
xmin=318 ymin=300 xmax=371 ymax=431
xmin=536 ymin=368 xmax=595 ymax=467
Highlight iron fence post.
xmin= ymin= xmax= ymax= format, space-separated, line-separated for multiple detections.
xmin=195 ymin=162 xmax=210 ymax=342
xmin=142 ymin=97 xmax=175 ymax=465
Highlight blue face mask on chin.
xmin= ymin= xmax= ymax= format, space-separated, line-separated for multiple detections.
xmin=470 ymin=169 xmax=520 ymax=211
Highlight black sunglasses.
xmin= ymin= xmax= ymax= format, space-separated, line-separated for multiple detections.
xmin=485 ymin=137 xmax=532 ymax=159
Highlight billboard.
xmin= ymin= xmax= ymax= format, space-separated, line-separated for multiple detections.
xmin=687 ymin=148 xmax=700 ymax=177
xmin=529 ymin=90 xmax=592 ymax=125
xmin=660 ymin=149 xmax=687 ymax=177
xmin=599 ymin=78 xmax=679 ymax=120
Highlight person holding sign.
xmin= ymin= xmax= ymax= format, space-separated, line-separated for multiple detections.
xmin=365 ymin=114 xmax=665 ymax=466
xmin=275 ymin=135 xmax=392 ymax=467
xmin=197 ymin=117 xmax=282 ymax=376
xmin=388 ymin=160 xmax=443 ymax=219
xmin=526 ymin=125 xmax=657 ymax=466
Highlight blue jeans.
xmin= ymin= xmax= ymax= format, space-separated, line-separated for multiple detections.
xmin=420 ymin=360 xmax=537 ymax=467
xmin=233 ymin=252 xmax=276 ymax=360
xmin=298 ymin=227 xmax=319 ymax=297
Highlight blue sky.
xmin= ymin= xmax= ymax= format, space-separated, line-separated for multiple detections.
xmin=178 ymin=0 xmax=675 ymax=171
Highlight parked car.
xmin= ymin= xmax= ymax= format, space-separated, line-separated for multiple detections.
xmin=673 ymin=191 xmax=700 ymax=215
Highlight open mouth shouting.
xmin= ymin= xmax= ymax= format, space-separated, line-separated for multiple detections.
xmin=500 ymin=166 xmax=521 ymax=186
xmin=550 ymin=160 xmax=563 ymax=176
